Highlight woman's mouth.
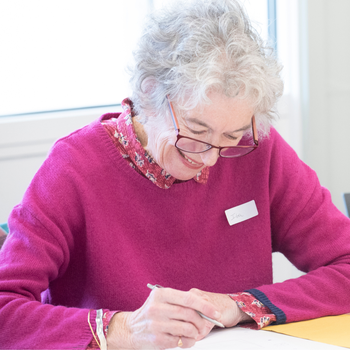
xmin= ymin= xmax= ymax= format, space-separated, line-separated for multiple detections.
xmin=178 ymin=149 xmax=203 ymax=168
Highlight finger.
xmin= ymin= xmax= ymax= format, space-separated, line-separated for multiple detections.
xmin=160 ymin=334 xmax=196 ymax=349
xmin=160 ymin=318 xmax=200 ymax=340
xmin=174 ymin=336 xmax=196 ymax=349
xmin=189 ymin=288 xmax=208 ymax=300
xmin=150 ymin=332 xmax=185 ymax=350
xmin=168 ymin=303 xmax=203 ymax=322
xmin=196 ymin=319 xmax=214 ymax=340
xmin=155 ymin=301 xmax=209 ymax=335
xmin=145 ymin=298 xmax=199 ymax=323
xmin=151 ymin=288 xmax=221 ymax=322
xmin=150 ymin=329 xmax=196 ymax=349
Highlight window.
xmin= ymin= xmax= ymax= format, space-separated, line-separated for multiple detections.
xmin=1 ymin=0 xmax=271 ymax=117
xmin=275 ymin=0 xmax=303 ymax=157
xmin=0 ymin=0 xmax=151 ymax=116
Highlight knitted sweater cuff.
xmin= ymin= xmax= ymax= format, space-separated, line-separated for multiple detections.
xmin=246 ymin=288 xmax=287 ymax=324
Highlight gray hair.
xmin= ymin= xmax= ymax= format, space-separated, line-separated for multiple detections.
xmin=128 ymin=0 xmax=284 ymax=137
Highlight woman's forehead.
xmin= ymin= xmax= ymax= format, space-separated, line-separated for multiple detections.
xmin=180 ymin=93 xmax=254 ymax=131
xmin=184 ymin=115 xmax=252 ymax=133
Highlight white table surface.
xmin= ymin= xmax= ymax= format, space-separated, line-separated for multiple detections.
xmin=188 ymin=327 xmax=344 ymax=350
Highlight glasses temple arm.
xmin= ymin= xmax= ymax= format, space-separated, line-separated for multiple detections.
xmin=252 ymin=116 xmax=259 ymax=146
xmin=166 ymin=95 xmax=180 ymax=133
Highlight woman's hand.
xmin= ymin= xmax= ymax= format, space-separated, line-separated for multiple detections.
xmin=107 ymin=287 xmax=221 ymax=349
xmin=188 ymin=289 xmax=253 ymax=340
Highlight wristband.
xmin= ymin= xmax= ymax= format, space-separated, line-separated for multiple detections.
xmin=96 ymin=309 xmax=107 ymax=350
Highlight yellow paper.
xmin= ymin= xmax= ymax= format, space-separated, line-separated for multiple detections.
xmin=263 ymin=314 xmax=350 ymax=348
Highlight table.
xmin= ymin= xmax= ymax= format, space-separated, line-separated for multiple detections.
xmin=190 ymin=327 xmax=344 ymax=350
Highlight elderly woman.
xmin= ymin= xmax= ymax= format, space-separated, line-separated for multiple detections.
xmin=1 ymin=0 xmax=350 ymax=349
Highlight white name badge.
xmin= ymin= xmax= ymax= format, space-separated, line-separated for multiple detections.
xmin=225 ymin=200 xmax=258 ymax=226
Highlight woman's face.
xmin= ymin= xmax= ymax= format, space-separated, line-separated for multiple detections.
xmin=144 ymin=92 xmax=255 ymax=181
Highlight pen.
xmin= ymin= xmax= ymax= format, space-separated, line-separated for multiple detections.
xmin=147 ymin=283 xmax=225 ymax=328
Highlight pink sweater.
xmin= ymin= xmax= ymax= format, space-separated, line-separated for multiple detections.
xmin=1 ymin=114 xmax=350 ymax=349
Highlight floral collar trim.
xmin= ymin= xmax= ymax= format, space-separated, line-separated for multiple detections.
xmin=114 ymin=99 xmax=209 ymax=189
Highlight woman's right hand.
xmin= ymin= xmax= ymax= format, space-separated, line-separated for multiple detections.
xmin=106 ymin=287 xmax=221 ymax=349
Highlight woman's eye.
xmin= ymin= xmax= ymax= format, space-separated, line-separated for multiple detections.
xmin=227 ymin=135 xmax=239 ymax=141
xmin=190 ymin=129 xmax=206 ymax=135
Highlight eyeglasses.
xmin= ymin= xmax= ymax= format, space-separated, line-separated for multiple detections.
xmin=166 ymin=95 xmax=259 ymax=158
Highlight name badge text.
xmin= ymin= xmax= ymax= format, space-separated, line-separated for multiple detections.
xmin=225 ymin=200 xmax=258 ymax=226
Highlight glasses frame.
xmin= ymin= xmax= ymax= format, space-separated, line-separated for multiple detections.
xmin=166 ymin=95 xmax=259 ymax=158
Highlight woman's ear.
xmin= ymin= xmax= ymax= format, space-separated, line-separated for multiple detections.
xmin=141 ymin=76 xmax=158 ymax=96
xmin=140 ymin=76 xmax=161 ymax=121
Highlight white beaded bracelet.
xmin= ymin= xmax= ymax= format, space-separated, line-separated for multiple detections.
xmin=96 ymin=309 xmax=107 ymax=350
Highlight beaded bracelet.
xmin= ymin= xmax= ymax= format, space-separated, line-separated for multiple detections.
xmin=88 ymin=309 xmax=107 ymax=350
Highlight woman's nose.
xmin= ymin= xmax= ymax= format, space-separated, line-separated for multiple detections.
xmin=200 ymin=148 xmax=219 ymax=167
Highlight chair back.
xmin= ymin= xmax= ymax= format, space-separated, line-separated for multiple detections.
xmin=342 ymin=193 xmax=350 ymax=218
xmin=0 ymin=223 xmax=8 ymax=249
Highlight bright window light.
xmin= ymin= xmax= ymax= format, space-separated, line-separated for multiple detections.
xmin=0 ymin=0 xmax=268 ymax=117
xmin=0 ymin=0 xmax=150 ymax=116
xmin=154 ymin=0 xmax=268 ymax=40
xmin=242 ymin=0 xmax=268 ymax=42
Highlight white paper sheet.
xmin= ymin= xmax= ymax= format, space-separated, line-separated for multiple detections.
xmin=185 ymin=327 xmax=343 ymax=350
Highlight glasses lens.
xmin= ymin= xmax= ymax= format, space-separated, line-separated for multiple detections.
xmin=176 ymin=137 xmax=211 ymax=153
xmin=220 ymin=147 xmax=255 ymax=158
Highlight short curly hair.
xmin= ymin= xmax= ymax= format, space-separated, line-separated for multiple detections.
xmin=128 ymin=0 xmax=284 ymax=137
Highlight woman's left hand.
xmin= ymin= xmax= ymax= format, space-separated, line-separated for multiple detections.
xmin=189 ymin=288 xmax=253 ymax=340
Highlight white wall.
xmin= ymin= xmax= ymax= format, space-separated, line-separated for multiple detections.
xmin=273 ymin=0 xmax=350 ymax=283
xmin=303 ymin=0 xmax=350 ymax=213
xmin=0 ymin=106 xmax=121 ymax=223
xmin=271 ymin=0 xmax=350 ymax=283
